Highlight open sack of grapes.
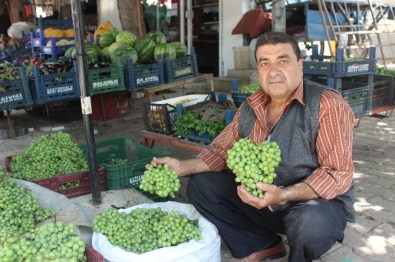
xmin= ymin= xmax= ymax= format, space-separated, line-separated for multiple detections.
xmin=91 ymin=201 xmax=221 ymax=262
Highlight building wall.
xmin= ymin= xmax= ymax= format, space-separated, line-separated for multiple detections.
xmin=219 ymin=0 xmax=251 ymax=76
xmin=96 ymin=0 xmax=122 ymax=30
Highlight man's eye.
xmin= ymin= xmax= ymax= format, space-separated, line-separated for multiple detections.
xmin=260 ymin=63 xmax=268 ymax=68
xmin=279 ymin=60 xmax=289 ymax=65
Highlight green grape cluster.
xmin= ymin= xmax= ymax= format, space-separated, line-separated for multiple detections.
xmin=107 ymin=157 xmax=128 ymax=165
xmin=226 ymin=138 xmax=282 ymax=198
xmin=92 ymin=207 xmax=202 ymax=254
xmin=139 ymin=164 xmax=181 ymax=198
xmin=10 ymin=131 xmax=89 ymax=180
xmin=0 ymin=222 xmax=86 ymax=262
xmin=0 ymin=176 xmax=56 ymax=243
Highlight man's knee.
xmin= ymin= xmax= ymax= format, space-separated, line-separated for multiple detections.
xmin=284 ymin=200 xmax=346 ymax=259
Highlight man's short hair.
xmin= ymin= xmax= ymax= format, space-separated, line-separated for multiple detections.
xmin=255 ymin=32 xmax=301 ymax=62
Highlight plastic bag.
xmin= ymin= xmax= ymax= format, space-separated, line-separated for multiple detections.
xmin=92 ymin=201 xmax=221 ymax=262
xmin=7 ymin=22 xmax=36 ymax=39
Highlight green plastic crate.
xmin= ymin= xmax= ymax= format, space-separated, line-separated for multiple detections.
xmin=80 ymin=137 xmax=170 ymax=190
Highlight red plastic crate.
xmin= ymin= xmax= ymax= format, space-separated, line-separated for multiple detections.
xmin=5 ymin=155 xmax=105 ymax=198
xmin=86 ymin=246 xmax=104 ymax=262
xmin=92 ymin=92 xmax=130 ymax=121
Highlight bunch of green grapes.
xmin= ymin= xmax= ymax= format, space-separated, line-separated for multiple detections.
xmin=92 ymin=207 xmax=202 ymax=254
xmin=0 ymin=176 xmax=56 ymax=243
xmin=226 ymin=138 xmax=282 ymax=198
xmin=139 ymin=164 xmax=181 ymax=198
xmin=0 ymin=222 xmax=86 ymax=262
xmin=10 ymin=131 xmax=89 ymax=180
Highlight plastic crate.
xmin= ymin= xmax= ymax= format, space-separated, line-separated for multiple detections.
xmin=125 ymin=59 xmax=165 ymax=91
xmin=5 ymin=155 xmax=105 ymax=198
xmin=34 ymin=16 xmax=73 ymax=30
xmin=0 ymin=67 xmax=33 ymax=111
xmin=143 ymin=94 xmax=211 ymax=135
xmin=303 ymin=61 xmax=336 ymax=76
xmin=80 ymin=137 xmax=170 ymax=190
xmin=346 ymin=74 xmax=394 ymax=109
xmin=85 ymin=63 xmax=126 ymax=95
xmin=86 ymin=246 xmax=104 ymax=262
xmin=92 ymin=92 xmax=130 ymax=121
xmin=231 ymin=92 xmax=250 ymax=107
xmin=341 ymin=80 xmax=372 ymax=117
xmin=29 ymin=66 xmax=80 ymax=104
xmin=303 ymin=46 xmax=376 ymax=78
xmin=30 ymin=30 xmax=74 ymax=58
xmin=164 ymin=49 xmax=198 ymax=83
xmin=177 ymin=107 xmax=236 ymax=144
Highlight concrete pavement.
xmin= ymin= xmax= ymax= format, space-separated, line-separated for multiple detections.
xmin=1 ymin=90 xmax=395 ymax=261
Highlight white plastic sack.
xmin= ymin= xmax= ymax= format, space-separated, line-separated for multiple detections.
xmin=92 ymin=201 xmax=221 ymax=262
xmin=7 ymin=22 xmax=36 ymax=39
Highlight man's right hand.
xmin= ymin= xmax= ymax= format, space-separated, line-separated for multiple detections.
xmin=147 ymin=157 xmax=211 ymax=177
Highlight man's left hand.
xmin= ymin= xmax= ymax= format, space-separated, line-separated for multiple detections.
xmin=237 ymin=182 xmax=284 ymax=209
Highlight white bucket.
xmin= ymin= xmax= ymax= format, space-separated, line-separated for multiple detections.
xmin=233 ymin=46 xmax=251 ymax=69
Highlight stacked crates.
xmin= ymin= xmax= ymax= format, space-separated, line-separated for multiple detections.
xmin=30 ymin=17 xmax=74 ymax=61
xmin=303 ymin=45 xmax=376 ymax=117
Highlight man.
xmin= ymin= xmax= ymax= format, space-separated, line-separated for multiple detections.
xmin=150 ymin=31 xmax=355 ymax=261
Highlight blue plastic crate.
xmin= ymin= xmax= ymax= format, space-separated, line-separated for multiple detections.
xmin=34 ymin=17 xmax=73 ymax=30
xmin=29 ymin=66 xmax=80 ymax=104
xmin=0 ymin=67 xmax=32 ymax=110
xmin=303 ymin=46 xmax=376 ymax=78
xmin=231 ymin=92 xmax=250 ymax=107
xmin=303 ymin=61 xmax=336 ymax=76
xmin=164 ymin=49 xmax=198 ymax=83
xmin=125 ymin=59 xmax=165 ymax=91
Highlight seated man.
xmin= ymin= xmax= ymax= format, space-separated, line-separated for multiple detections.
xmin=150 ymin=31 xmax=355 ymax=262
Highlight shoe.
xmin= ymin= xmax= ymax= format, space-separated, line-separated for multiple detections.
xmin=225 ymin=240 xmax=286 ymax=262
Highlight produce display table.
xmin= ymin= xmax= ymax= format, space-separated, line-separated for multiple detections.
xmin=141 ymin=74 xmax=214 ymax=102
xmin=140 ymin=130 xmax=210 ymax=153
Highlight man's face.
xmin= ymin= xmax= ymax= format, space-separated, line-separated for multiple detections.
xmin=255 ymin=43 xmax=303 ymax=101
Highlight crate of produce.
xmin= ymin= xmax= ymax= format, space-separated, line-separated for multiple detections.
xmin=341 ymin=79 xmax=372 ymax=117
xmin=303 ymin=46 xmax=376 ymax=78
xmin=81 ymin=137 xmax=170 ymax=190
xmin=86 ymin=62 xmax=126 ymax=95
xmin=29 ymin=61 xmax=80 ymax=104
xmin=303 ymin=60 xmax=336 ymax=76
xmin=34 ymin=16 xmax=74 ymax=30
xmin=5 ymin=155 xmax=105 ymax=198
xmin=143 ymin=94 xmax=211 ymax=135
xmin=164 ymin=49 xmax=198 ymax=83
xmin=335 ymin=50 xmax=376 ymax=77
xmin=346 ymin=74 xmax=394 ymax=109
xmin=30 ymin=30 xmax=74 ymax=58
xmin=176 ymin=101 xmax=236 ymax=144
xmin=231 ymin=92 xmax=250 ymax=107
xmin=92 ymin=91 xmax=130 ymax=121
xmin=125 ymin=59 xmax=165 ymax=91
xmin=0 ymin=66 xmax=33 ymax=111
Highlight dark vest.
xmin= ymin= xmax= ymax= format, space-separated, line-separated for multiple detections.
xmin=239 ymin=79 xmax=355 ymax=222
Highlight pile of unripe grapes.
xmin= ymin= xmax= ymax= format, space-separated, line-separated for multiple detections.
xmin=139 ymin=164 xmax=181 ymax=198
xmin=0 ymin=176 xmax=55 ymax=243
xmin=0 ymin=222 xmax=86 ymax=262
xmin=92 ymin=207 xmax=202 ymax=254
xmin=10 ymin=131 xmax=89 ymax=180
xmin=226 ymin=138 xmax=282 ymax=198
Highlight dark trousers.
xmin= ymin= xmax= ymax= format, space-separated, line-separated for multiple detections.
xmin=186 ymin=171 xmax=348 ymax=262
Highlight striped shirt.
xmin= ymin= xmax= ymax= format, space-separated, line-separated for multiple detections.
xmin=197 ymin=80 xmax=355 ymax=200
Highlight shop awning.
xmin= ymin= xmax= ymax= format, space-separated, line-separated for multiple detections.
xmin=232 ymin=9 xmax=272 ymax=38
